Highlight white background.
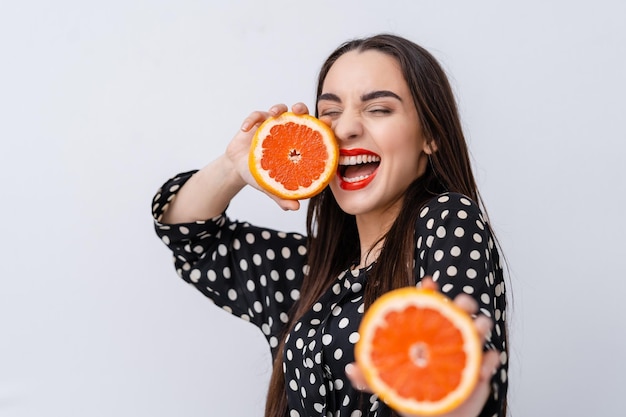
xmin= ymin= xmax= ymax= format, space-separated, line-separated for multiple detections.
xmin=1 ymin=1 xmax=625 ymax=416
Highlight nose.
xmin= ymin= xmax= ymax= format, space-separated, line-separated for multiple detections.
xmin=332 ymin=112 xmax=363 ymax=142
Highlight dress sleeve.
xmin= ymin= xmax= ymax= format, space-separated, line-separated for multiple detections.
xmin=151 ymin=171 xmax=308 ymax=354
xmin=414 ymin=192 xmax=508 ymax=416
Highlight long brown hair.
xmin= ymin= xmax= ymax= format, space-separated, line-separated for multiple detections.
xmin=265 ymin=33 xmax=504 ymax=417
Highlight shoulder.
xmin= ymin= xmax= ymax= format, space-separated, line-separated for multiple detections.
xmin=418 ymin=192 xmax=485 ymax=223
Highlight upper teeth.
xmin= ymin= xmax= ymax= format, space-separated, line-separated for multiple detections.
xmin=339 ymin=155 xmax=381 ymax=165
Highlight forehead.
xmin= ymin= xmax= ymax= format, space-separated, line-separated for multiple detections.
xmin=321 ymin=49 xmax=408 ymax=95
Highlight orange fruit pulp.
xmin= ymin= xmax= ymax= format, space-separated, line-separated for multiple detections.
xmin=248 ymin=112 xmax=338 ymax=200
xmin=356 ymin=287 xmax=482 ymax=416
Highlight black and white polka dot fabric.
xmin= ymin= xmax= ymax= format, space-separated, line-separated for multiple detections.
xmin=152 ymin=171 xmax=508 ymax=417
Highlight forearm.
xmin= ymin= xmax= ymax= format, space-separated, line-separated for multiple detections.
xmin=160 ymin=155 xmax=246 ymax=224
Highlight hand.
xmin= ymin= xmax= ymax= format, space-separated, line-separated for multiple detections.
xmin=225 ymin=102 xmax=311 ymax=211
xmin=345 ymin=277 xmax=501 ymax=417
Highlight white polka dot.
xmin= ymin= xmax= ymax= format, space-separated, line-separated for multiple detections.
xmin=161 ymin=235 xmax=170 ymax=245
xmin=290 ymin=289 xmax=300 ymax=301
xmin=295 ymin=338 xmax=304 ymax=349
xmin=228 ymin=289 xmax=238 ymax=300
xmin=446 ymin=266 xmax=457 ymax=276
xmin=169 ymin=184 xmax=180 ymax=192
xmin=419 ymin=206 xmax=430 ymax=217
xmin=322 ymin=334 xmax=333 ymax=345
xmin=426 ymin=235 xmax=434 ymax=247
xmin=300 ymin=386 xmax=307 ymax=398
xmin=189 ymin=269 xmax=201 ymax=282
xmin=313 ymin=302 xmax=323 ymax=312
xmin=450 ymin=246 xmax=461 ymax=257
xmin=252 ymin=254 xmax=262 ymax=266
xmin=286 ymin=269 xmax=296 ymax=280
xmin=332 ymin=306 xmax=342 ymax=316
xmin=473 ymin=233 xmax=483 ymax=243
xmin=178 ymin=226 xmax=189 ymax=234
xmin=280 ymin=312 xmax=289 ymax=323
xmin=454 ymin=227 xmax=465 ymax=237
xmin=261 ymin=231 xmax=271 ymax=240
xmin=239 ymin=259 xmax=248 ymax=271
xmin=261 ymin=323 xmax=270 ymax=335
xmin=349 ymin=332 xmax=360 ymax=343
xmin=289 ymin=380 xmax=298 ymax=391
xmin=232 ymin=239 xmax=241 ymax=250
xmin=192 ymin=245 xmax=203 ymax=254
xmin=270 ymin=270 xmax=279 ymax=281
xmin=351 ymin=282 xmax=362 ymax=293
xmin=462 ymin=285 xmax=474 ymax=294
xmin=441 ymin=283 xmax=454 ymax=293
xmin=275 ymin=291 xmax=284 ymax=302
xmin=266 ymin=249 xmax=275 ymax=260
xmin=481 ymin=293 xmax=491 ymax=304
xmin=338 ymin=318 xmax=350 ymax=329
xmin=223 ymin=267 xmax=231 ymax=278
xmin=298 ymin=245 xmax=307 ymax=255
xmin=351 ymin=411 xmax=363 ymax=417
xmin=470 ymin=250 xmax=481 ymax=260
xmin=434 ymin=250 xmax=444 ymax=261
xmin=319 ymin=385 xmax=326 ymax=396
xmin=460 ymin=197 xmax=471 ymax=206
xmin=438 ymin=195 xmax=450 ymax=203
xmin=334 ymin=379 xmax=344 ymax=390
xmin=466 ymin=268 xmax=477 ymax=279
xmin=286 ymin=349 xmax=293 ymax=360
xmin=281 ymin=247 xmax=291 ymax=259
xmin=207 ymin=269 xmax=216 ymax=281
xmin=269 ymin=336 xmax=278 ymax=348
xmin=440 ymin=209 xmax=449 ymax=219
xmin=426 ymin=218 xmax=435 ymax=229
xmin=436 ymin=226 xmax=446 ymax=238
xmin=334 ymin=349 xmax=343 ymax=360
xmin=314 ymin=403 xmax=323 ymax=413
xmin=253 ymin=301 xmax=262 ymax=313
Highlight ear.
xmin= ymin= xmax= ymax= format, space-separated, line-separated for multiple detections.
xmin=423 ymin=140 xmax=438 ymax=155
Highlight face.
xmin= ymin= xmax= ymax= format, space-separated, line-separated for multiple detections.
xmin=317 ymin=49 xmax=432 ymax=221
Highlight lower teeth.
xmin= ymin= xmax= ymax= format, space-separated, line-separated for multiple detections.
xmin=343 ymin=175 xmax=369 ymax=183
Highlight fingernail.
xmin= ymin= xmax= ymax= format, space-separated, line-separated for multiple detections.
xmin=269 ymin=106 xmax=279 ymax=115
xmin=241 ymin=121 xmax=250 ymax=131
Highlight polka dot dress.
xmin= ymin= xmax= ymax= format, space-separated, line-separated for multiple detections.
xmin=153 ymin=171 xmax=508 ymax=417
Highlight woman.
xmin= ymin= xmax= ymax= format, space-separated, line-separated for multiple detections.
xmin=152 ymin=33 xmax=508 ymax=417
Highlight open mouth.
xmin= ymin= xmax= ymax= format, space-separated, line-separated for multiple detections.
xmin=338 ymin=149 xmax=381 ymax=189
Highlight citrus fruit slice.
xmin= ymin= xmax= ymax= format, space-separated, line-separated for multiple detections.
xmin=248 ymin=112 xmax=338 ymax=200
xmin=356 ymin=287 xmax=482 ymax=416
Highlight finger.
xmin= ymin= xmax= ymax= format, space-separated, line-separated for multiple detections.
xmin=268 ymin=103 xmax=289 ymax=117
xmin=474 ymin=315 xmax=494 ymax=344
xmin=291 ymin=102 xmax=310 ymax=115
xmin=480 ymin=349 xmax=501 ymax=382
xmin=345 ymin=363 xmax=371 ymax=393
xmin=420 ymin=276 xmax=439 ymax=291
xmin=453 ymin=293 xmax=478 ymax=315
xmin=273 ymin=197 xmax=301 ymax=211
xmin=240 ymin=110 xmax=271 ymax=132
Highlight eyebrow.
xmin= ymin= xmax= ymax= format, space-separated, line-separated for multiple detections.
xmin=318 ymin=90 xmax=402 ymax=103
